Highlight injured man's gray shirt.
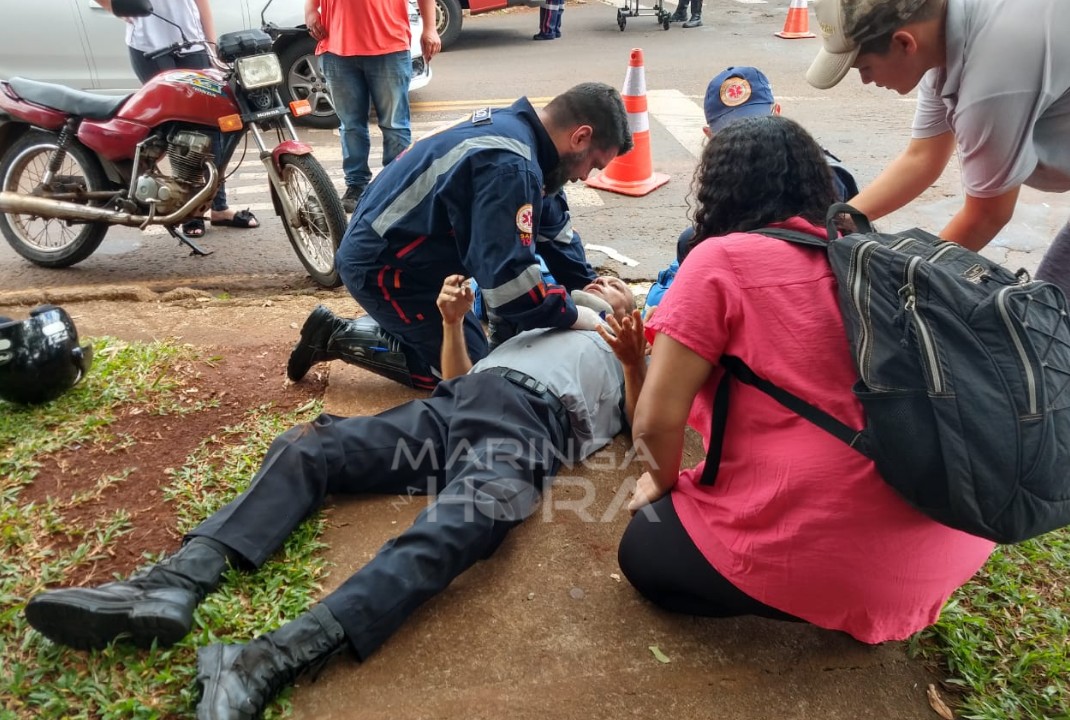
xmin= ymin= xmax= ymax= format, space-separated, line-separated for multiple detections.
xmin=471 ymin=327 xmax=626 ymax=462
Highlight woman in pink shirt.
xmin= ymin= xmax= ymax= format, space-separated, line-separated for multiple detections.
xmin=620 ymin=116 xmax=994 ymax=644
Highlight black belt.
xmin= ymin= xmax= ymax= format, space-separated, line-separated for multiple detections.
xmin=481 ymin=366 xmax=571 ymax=439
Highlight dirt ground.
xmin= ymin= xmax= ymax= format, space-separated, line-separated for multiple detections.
xmin=4 ymin=290 xmax=948 ymax=720
xmin=6 ymin=291 xmax=337 ymax=585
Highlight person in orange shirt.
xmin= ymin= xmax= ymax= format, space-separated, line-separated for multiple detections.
xmin=305 ymin=0 xmax=441 ymax=212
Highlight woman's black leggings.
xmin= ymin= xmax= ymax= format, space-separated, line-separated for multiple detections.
xmin=618 ymin=494 xmax=801 ymax=622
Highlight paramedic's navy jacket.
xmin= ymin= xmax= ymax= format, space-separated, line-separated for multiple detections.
xmin=335 ymin=98 xmax=588 ymax=382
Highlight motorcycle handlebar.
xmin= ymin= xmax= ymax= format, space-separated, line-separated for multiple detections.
xmin=146 ymin=41 xmax=191 ymax=61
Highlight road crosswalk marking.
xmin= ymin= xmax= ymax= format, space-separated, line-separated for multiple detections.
xmin=219 ymin=96 xmax=707 ymax=227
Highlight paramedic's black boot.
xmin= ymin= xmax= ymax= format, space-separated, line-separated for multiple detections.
xmin=670 ymin=0 xmax=689 ymax=22
xmin=682 ymin=7 xmax=702 ymax=26
xmin=287 ymin=305 xmax=418 ymax=387
xmin=195 ymin=603 xmax=347 ymax=720
xmin=25 ymin=537 xmax=234 ymax=650
xmin=287 ymin=305 xmax=342 ymax=381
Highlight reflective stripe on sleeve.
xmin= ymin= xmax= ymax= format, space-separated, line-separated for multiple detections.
xmin=372 ymin=136 xmax=533 ymax=237
xmin=481 ymin=264 xmax=546 ymax=310
xmin=539 ymin=218 xmax=573 ymax=244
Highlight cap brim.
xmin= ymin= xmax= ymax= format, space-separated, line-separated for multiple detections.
xmin=806 ymin=46 xmax=859 ymax=90
xmin=709 ymin=102 xmax=775 ymax=133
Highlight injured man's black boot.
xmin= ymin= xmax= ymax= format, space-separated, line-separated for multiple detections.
xmin=195 ymin=603 xmax=347 ymax=720
xmin=286 ymin=305 xmax=420 ymax=387
xmin=25 ymin=536 xmax=234 ymax=650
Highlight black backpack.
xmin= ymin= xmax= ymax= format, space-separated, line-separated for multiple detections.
xmin=702 ymin=204 xmax=1070 ymax=543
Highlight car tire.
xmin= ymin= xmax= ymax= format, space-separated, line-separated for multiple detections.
xmin=276 ymin=35 xmax=339 ymax=129
xmin=436 ymin=0 xmax=463 ymax=49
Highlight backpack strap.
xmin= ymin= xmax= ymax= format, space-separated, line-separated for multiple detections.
xmin=825 ymin=202 xmax=874 ymax=239
xmin=699 ymin=355 xmax=867 ymax=486
xmin=755 ymin=227 xmax=828 ymax=247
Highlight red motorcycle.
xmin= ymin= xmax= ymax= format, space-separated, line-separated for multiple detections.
xmin=0 ymin=0 xmax=346 ymax=287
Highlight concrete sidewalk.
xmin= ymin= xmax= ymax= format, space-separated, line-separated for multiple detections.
xmin=290 ymin=364 xmax=942 ymax=720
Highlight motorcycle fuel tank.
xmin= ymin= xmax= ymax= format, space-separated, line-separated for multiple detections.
xmin=78 ymin=69 xmax=237 ymax=161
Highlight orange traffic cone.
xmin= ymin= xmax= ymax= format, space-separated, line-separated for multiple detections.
xmin=585 ymin=48 xmax=669 ymax=198
xmin=775 ymin=0 xmax=815 ymax=39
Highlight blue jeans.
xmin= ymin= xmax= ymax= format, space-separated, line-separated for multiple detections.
xmin=321 ymin=51 xmax=412 ymax=191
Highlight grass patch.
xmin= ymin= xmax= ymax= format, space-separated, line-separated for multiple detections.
xmin=1 ymin=338 xmax=325 ymax=719
xmin=910 ymin=529 xmax=1070 ymax=719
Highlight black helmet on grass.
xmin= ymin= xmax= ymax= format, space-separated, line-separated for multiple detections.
xmin=0 ymin=305 xmax=93 ymax=405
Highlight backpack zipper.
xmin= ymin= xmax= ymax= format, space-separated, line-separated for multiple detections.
xmin=905 ymin=257 xmax=945 ymax=393
xmin=996 ymin=287 xmax=1038 ymax=414
xmin=851 ymin=240 xmax=880 ymax=382
xmin=928 ymin=244 xmax=958 ymax=263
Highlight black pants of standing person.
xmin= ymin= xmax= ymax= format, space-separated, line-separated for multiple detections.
xmin=128 ymin=48 xmax=230 ymax=214
xmin=188 ymin=372 xmax=568 ymax=659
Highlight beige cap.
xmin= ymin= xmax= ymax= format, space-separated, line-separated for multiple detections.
xmin=806 ymin=0 xmax=930 ymax=89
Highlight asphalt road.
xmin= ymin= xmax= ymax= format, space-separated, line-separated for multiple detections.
xmin=2 ymin=0 xmax=1067 ymax=298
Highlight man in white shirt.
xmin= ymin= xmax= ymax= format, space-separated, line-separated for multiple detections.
xmin=806 ymin=0 xmax=1070 ymax=295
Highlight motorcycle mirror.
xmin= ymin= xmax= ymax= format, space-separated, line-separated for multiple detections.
xmin=111 ymin=0 xmax=153 ymax=17
xmin=260 ymin=0 xmax=276 ymax=30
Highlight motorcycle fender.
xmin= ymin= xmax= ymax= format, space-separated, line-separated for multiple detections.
xmin=0 ymin=84 xmax=66 ymax=131
xmin=270 ymin=140 xmax=313 ymax=173
xmin=0 ymin=115 xmax=29 ymax=157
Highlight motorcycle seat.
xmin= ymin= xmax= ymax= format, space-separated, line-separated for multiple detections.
xmin=8 ymin=78 xmax=130 ymax=120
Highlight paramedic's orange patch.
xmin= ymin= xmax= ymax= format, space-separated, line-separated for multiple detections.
xmin=516 ymin=204 xmax=534 ymax=234
xmin=720 ymin=77 xmax=752 ymax=107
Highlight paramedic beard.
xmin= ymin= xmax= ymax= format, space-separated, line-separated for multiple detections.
xmin=543 ymin=150 xmax=589 ymax=195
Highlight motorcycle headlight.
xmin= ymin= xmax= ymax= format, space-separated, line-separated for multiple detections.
xmin=235 ymin=53 xmax=283 ymax=90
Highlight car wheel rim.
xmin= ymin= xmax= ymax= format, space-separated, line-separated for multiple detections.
xmin=287 ymin=54 xmax=335 ymax=120
xmin=435 ymin=0 xmax=449 ymax=36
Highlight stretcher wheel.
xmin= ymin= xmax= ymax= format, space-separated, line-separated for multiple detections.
xmin=662 ymin=16 xmax=670 ymax=28
xmin=617 ymin=10 xmax=627 ymax=30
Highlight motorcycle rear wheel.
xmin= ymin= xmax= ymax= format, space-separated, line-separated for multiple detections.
xmin=276 ymin=153 xmax=345 ymax=288
xmin=0 ymin=130 xmax=109 ymax=267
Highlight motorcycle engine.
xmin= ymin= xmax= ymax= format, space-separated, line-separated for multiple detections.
xmin=133 ymin=131 xmax=214 ymax=215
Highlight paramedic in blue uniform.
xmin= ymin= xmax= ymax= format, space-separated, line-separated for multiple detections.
xmin=286 ymin=82 xmax=633 ymax=389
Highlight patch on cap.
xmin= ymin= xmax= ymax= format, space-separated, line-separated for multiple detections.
xmin=516 ymin=204 xmax=534 ymax=234
xmin=719 ymin=77 xmax=752 ymax=108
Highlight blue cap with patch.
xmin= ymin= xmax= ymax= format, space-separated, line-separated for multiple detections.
xmin=703 ymin=66 xmax=776 ymax=133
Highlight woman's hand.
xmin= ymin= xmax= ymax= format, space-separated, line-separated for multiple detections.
xmin=437 ymin=274 xmax=474 ymax=326
xmin=628 ymin=471 xmax=668 ymax=514
xmin=597 ymin=310 xmax=646 ymax=369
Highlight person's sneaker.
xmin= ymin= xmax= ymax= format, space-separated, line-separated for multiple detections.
xmin=532 ymin=32 xmax=556 ymax=40
xmin=341 ymin=186 xmax=364 ymax=214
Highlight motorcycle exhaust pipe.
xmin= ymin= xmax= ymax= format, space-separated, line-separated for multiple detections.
xmin=0 ymin=164 xmax=218 ymax=227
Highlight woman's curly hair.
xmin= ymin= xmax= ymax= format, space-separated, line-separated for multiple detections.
xmin=687 ymin=116 xmax=837 ymax=255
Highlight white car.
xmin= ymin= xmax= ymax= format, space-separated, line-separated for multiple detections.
xmin=0 ymin=0 xmax=431 ymax=128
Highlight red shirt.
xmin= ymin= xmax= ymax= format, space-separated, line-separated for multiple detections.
xmin=647 ymin=217 xmax=994 ymax=644
xmin=316 ymin=0 xmax=411 ymax=57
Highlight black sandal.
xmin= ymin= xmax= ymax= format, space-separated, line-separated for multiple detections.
xmin=182 ymin=217 xmax=207 ymax=238
xmin=210 ymin=209 xmax=259 ymax=228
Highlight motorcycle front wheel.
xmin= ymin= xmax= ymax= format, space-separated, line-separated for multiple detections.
xmin=0 ymin=129 xmax=109 ymax=267
xmin=275 ymin=153 xmax=345 ymax=288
